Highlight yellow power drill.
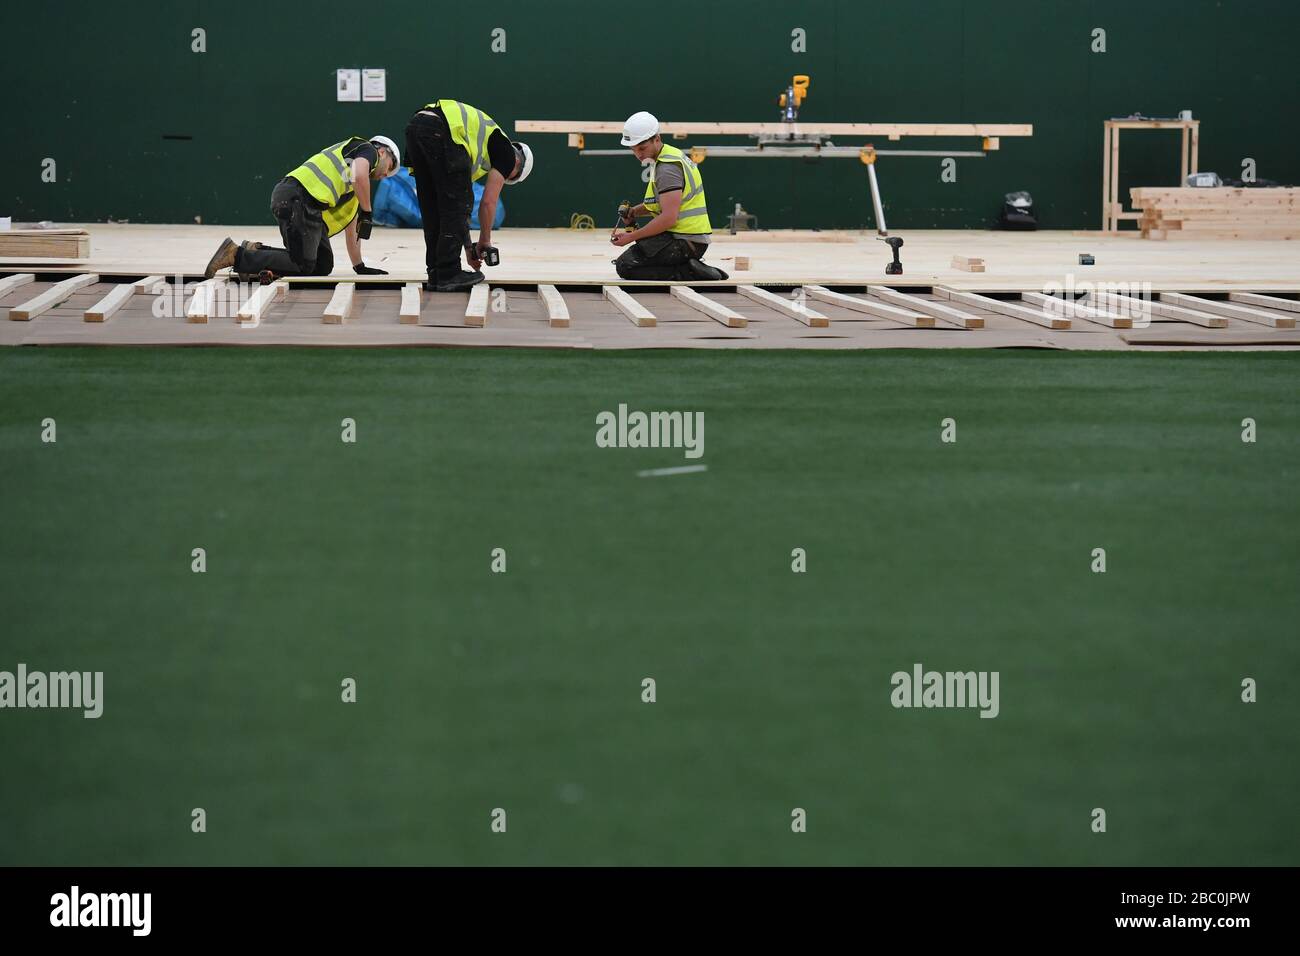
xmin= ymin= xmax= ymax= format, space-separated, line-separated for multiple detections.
xmin=611 ymin=200 xmax=634 ymax=242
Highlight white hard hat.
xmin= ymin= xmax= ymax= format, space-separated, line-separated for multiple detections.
xmin=620 ymin=111 xmax=660 ymax=147
xmin=505 ymin=141 xmax=533 ymax=185
xmin=370 ymin=135 xmax=401 ymax=171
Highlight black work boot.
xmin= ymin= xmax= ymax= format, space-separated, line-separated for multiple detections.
xmin=425 ymin=235 xmax=483 ymax=292
xmin=682 ymin=258 xmax=729 ymax=282
xmin=434 ymin=269 xmax=485 ymax=292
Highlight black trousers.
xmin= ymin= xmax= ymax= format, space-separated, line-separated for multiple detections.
xmin=613 ymin=234 xmax=707 ymax=280
xmin=405 ymin=109 xmax=474 ymax=282
xmin=234 ymin=178 xmax=334 ymax=277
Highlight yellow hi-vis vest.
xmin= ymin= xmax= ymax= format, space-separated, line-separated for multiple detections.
xmin=643 ymin=144 xmax=711 ymax=236
xmin=287 ymin=136 xmax=368 ymax=237
xmin=429 ymin=99 xmax=503 ymax=182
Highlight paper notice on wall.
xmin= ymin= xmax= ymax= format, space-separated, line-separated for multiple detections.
xmin=337 ymin=68 xmax=361 ymax=102
xmin=362 ymin=69 xmax=387 ymax=102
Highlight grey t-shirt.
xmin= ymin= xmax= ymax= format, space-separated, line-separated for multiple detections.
xmin=651 ymin=161 xmax=709 ymax=245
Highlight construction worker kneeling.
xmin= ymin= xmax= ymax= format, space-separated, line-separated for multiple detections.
xmin=611 ymin=112 xmax=728 ymax=282
xmin=204 ymin=135 xmax=400 ymax=281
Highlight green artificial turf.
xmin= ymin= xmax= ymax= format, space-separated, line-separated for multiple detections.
xmin=0 ymin=347 xmax=1296 ymax=866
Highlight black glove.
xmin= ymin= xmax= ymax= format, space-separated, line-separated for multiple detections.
xmin=353 ymin=264 xmax=387 ymax=275
xmin=356 ymin=211 xmax=373 ymax=240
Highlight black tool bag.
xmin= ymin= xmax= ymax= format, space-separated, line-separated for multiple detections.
xmin=998 ymin=190 xmax=1038 ymax=230
xmin=1221 ymin=177 xmax=1289 ymax=188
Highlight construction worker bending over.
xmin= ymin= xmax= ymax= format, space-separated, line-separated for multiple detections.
xmin=203 ymin=135 xmax=400 ymax=280
xmin=405 ymin=99 xmax=534 ymax=291
xmin=611 ymin=111 xmax=728 ymax=282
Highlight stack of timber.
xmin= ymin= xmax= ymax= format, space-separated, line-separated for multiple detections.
xmin=1131 ymin=187 xmax=1300 ymax=240
xmin=0 ymin=229 xmax=91 ymax=259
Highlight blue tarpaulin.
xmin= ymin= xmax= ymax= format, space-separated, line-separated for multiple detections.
xmin=372 ymin=168 xmax=505 ymax=229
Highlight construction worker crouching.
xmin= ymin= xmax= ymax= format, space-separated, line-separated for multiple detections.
xmin=405 ymin=99 xmax=534 ymax=291
xmin=204 ymin=135 xmax=400 ymax=280
xmin=611 ymin=112 xmax=728 ymax=282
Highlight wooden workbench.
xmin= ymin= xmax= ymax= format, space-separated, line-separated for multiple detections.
xmin=1102 ymin=119 xmax=1200 ymax=232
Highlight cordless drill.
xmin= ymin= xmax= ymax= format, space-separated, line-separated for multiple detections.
xmin=471 ymin=244 xmax=500 ymax=267
xmin=611 ymin=200 xmax=634 ymax=240
xmin=878 ymin=235 xmax=904 ymax=275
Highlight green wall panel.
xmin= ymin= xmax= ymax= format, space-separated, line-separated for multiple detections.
xmin=2 ymin=1 xmax=1296 ymax=229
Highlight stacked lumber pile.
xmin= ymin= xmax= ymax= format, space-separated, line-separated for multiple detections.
xmin=0 ymin=228 xmax=91 ymax=259
xmin=1131 ymin=187 xmax=1299 ymax=240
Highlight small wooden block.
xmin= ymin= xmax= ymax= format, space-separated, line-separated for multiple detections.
xmin=735 ymin=285 xmax=828 ymax=327
xmin=465 ymin=283 xmax=489 ymax=327
xmin=399 ymin=283 xmax=422 ymax=324
xmin=951 ymin=255 xmax=985 ymax=272
xmin=804 ymin=285 xmax=933 ymax=327
xmin=83 ymin=282 xmax=138 ymax=322
xmin=538 ymin=285 xmax=570 ymax=328
xmin=8 ymin=273 xmax=100 ymax=321
xmin=603 ymin=286 xmax=656 ymax=327
xmin=0 ymin=273 xmax=36 ymax=299
xmin=734 ymin=256 xmax=750 ymax=270
xmin=670 ymin=285 xmax=747 ymax=328
xmin=323 ymin=282 xmax=356 ymax=324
